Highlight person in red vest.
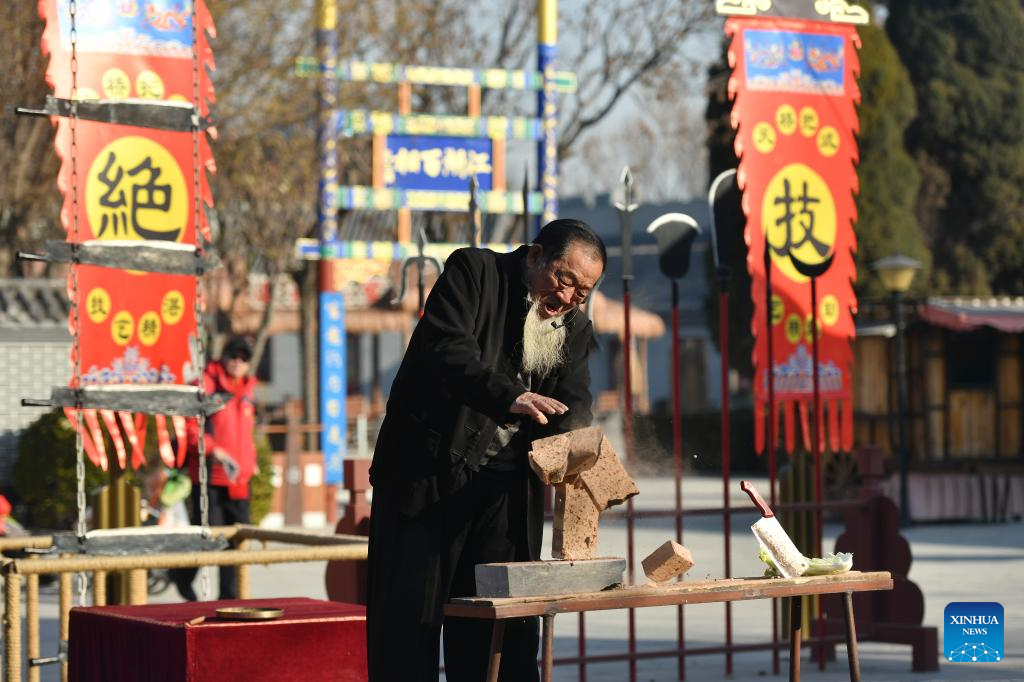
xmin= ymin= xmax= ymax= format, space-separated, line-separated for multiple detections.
xmin=171 ymin=337 xmax=257 ymax=601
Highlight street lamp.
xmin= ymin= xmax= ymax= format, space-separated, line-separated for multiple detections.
xmin=872 ymin=253 xmax=921 ymax=526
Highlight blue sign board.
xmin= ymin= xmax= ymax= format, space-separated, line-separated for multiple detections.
xmin=319 ymin=292 xmax=346 ymax=485
xmin=384 ymin=135 xmax=493 ymax=192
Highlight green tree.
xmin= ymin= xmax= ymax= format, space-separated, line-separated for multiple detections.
xmin=853 ymin=14 xmax=931 ymax=297
xmin=886 ymin=0 xmax=1024 ymax=295
xmin=12 ymin=410 xmax=105 ymax=531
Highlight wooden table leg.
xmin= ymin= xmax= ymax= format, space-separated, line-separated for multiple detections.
xmin=541 ymin=614 xmax=555 ymax=682
xmin=843 ymin=592 xmax=861 ymax=682
xmin=789 ymin=596 xmax=803 ymax=682
xmin=486 ymin=620 xmax=506 ymax=682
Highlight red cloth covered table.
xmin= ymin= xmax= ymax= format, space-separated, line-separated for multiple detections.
xmin=69 ymin=598 xmax=366 ymax=682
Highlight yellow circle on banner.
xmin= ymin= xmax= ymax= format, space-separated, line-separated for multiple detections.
xmin=762 ymin=163 xmax=837 ymax=283
xmin=771 ymin=294 xmax=785 ymax=326
xmin=111 ymin=310 xmax=134 ymax=346
xmin=817 ymin=126 xmax=841 ymax=157
xmin=74 ymin=87 xmax=100 ymax=101
xmin=775 ymin=104 xmax=797 ymax=136
xmin=137 ymin=311 xmax=162 ymax=346
xmin=85 ymin=288 xmax=111 ymax=324
xmin=161 ymin=290 xmax=186 ymax=325
xmin=101 ymin=68 xmax=131 ymax=99
xmin=752 ymin=122 xmax=777 ymax=154
xmin=135 ymin=71 xmax=165 ymax=100
xmin=784 ymin=313 xmax=804 ymax=344
xmin=805 ymin=315 xmax=822 ymax=344
xmin=85 ymin=136 xmax=188 ymax=243
xmin=799 ymin=107 xmax=819 ymax=137
xmin=820 ymin=294 xmax=840 ymax=327
xmin=168 ymin=93 xmax=189 ymax=102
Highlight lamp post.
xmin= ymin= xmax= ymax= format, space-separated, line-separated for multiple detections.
xmin=872 ymin=253 xmax=921 ymax=527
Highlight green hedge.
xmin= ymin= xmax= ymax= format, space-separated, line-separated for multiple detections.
xmin=249 ymin=432 xmax=273 ymax=525
xmin=12 ymin=410 xmax=106 ymax=531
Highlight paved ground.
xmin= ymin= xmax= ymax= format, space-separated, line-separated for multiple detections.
xmin=19 ymin=474 xmax=1024 ymax=681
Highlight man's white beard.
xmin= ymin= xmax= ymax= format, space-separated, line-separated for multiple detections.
xmin=522 ymin=299 xmax=568 ymax=377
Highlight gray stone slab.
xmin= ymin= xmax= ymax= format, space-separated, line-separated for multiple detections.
xmin=475 ymin=558 xmax=626 ymax=598
xmin=51 ymin=529 xmax=229 ymax=555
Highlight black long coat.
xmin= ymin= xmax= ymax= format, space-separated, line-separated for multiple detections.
xmin=369 ymin=245 xmax=595 ymax=560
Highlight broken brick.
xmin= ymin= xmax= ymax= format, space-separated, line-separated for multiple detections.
xmin=579 ymin=436 xmax=639 ymax=511
xmin=552 ymin=477 xmax=601 ymax=560
xmin=641 ymin=540 xmax=695 ymax=583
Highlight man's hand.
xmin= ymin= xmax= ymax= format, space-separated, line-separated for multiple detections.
xmin=510 ymin=392 xmax=568 ymax=425
xmin=212 ymin=448 xmax=240 ymax=483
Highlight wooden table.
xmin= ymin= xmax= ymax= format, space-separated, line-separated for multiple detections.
xmin=445 ymin=570 xmax=892 ymax=682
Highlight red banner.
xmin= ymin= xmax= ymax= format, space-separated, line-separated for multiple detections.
xmin=39 ymin=0 xmax=216 ymax=469
xmin=727 ymin=16 xmax=860 ymax=454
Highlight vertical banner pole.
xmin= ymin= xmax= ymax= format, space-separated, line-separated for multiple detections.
xmin=671 ymin=279 xmax=686 ymax=680
xmin=765 ymin=236 xmax=780 ymax=675
xmin=810 ymin=273 xmax=825 ymax=670
xmin=708 ymin=168 xmax=737 ymax=678
xmin=317 ymin=0 xmax=344 ymax=486
xmin=316 ymin=0 xmax=339 ymax=247
xmin=718 ymin=278 xmax=733 ymax=677
xmin=537 ymin=0 xmax=558 ymax=230
xmin=615 ymin=167 xmax=638 ymax=682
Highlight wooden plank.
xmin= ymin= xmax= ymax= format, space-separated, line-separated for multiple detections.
xmin=475 ymin=559 xmax=626 ymax=598
xmin=447 ymin=571 xmax=892 ymax=620
xmin=997 ymin=334 xmax=1021 ymax=456
xmin=923 ymin=329 xmax=946 ymax=460
xmin=949 ymin=390 xmax=995 ymax=457
xmin=853 ymin=338 xmax=889 ymax=414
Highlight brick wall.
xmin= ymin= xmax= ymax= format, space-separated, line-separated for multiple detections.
xmin=0 ymin=340 xmax=71 ymax=486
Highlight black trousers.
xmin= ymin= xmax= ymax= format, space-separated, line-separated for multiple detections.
xmin=367 ymin=469 xmax=539 ymax=682
xmin=170 ymin=486 xmax=250 ymax=600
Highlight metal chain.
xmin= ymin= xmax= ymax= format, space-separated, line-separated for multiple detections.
xmin=190 ymin=0 xmax=211 ymax=601
xmin=68 ymin=0 xmax=88 ymax=607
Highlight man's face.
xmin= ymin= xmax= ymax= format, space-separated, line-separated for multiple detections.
xmin=525 ymin=242 xmax=604 ymax=319
xmin=223 ymin=352 xmax=250 ymax=379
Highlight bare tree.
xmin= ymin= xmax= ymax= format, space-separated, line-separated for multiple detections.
xmin=1 ymin=0 xmax=717 ymax=376
xmin=0 ymin=3 xmax=61 ymax=277
xmin=478 ymin=1 xmax=717 ymax=201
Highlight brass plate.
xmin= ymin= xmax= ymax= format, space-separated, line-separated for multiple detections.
xmin=215 ymin=606 xmax=284 ymax=621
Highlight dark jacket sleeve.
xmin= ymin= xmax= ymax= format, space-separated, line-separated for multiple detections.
xmin=414 ymin=249 xmax=527 ymax=422
xmin=539 ymin=320 xmax=596 ymax=435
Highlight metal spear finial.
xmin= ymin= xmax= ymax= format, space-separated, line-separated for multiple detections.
xmin=614 ymin=166 xmax=638 ymax=280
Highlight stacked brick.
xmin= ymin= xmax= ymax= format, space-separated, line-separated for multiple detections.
xmin=529 ymin=426 xmax=639 ymax=560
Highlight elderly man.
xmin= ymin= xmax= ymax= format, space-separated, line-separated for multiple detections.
xmin=367 ymin=219 xmax=606 ymax=681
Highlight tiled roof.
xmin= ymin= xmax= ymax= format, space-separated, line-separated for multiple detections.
xmin=0 ymin=278 xmax=69 ymax=329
